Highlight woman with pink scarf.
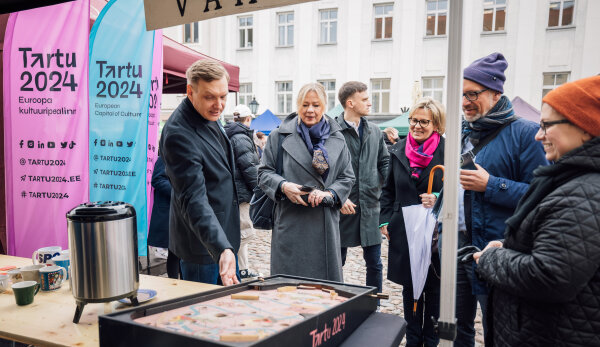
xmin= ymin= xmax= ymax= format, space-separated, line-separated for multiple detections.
xmin=379 ymin=97 xmax=446 ymax=347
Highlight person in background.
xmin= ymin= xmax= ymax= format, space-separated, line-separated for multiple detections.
xmin=160 ymin=59 xmax=240 ymax=286
xmin=258 ymin=83 xmax=355 ymax=281
xmin=475 ymin=75 xmax=600 ymax=346
xmin=379 ymin=97 xmax=445 ymax=347
xmin=147 ymin=155 xmax=180 ymax=279
xmin=335 ymin=81 xmax=389 ymax=295
xmin=225 ymin=104 xmax=262 ymax=280
xmin=382 ymin=127 xmax=399 ymax=152
xmin=455 ymin=52 xmax=548 ymax=346
xmin=255 ymin=131 xmax=266 ymax=159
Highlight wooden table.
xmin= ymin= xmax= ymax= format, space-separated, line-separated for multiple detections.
xmin=0 ymin=255 xmax=218 ymax=347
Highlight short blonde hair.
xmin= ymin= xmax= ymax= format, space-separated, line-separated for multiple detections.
xmin=186 ymin=59 xmax=230 ymax=86
xmin=409 ymin=97 xmax=446 ymax=134
xmin=296 ymin=83 xmax=327 ymax=113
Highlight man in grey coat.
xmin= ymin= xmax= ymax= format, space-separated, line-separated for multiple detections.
xmin=335 ymin=81 xmax=389 ymax=293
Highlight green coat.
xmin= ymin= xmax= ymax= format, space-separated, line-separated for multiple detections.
xmin=336 ymin=114 xmax=389 ymax=247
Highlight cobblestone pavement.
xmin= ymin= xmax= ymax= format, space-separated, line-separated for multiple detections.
xmin=246 ymin=230 xmax=484 ymax=346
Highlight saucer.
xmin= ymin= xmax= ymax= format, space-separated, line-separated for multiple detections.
xmin=118 ymin=289 xmax=157 ymax=305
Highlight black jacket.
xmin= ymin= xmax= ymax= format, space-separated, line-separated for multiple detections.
xmin=379 ymin=138 xmax=444 ymax=286
xmin=478 ymin=136 xmax=600 ymax=347
xmin=159 ymin=98 xmax=240 ymax=265
xmin=224 ymin=122 xmax=260 ymax=203
xmin=147 ymin=156 xmax=171 ymax=249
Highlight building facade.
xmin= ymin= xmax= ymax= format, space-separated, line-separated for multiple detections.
xmin=162 ymin=0 xmax=600 ymax=120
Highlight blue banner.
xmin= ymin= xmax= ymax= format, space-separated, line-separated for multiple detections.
xmin=89 ymin=0 xmax=154 ymax=256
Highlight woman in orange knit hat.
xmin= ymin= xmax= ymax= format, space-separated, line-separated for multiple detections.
xmin=473 ymin=75 xmax=600 ymax=346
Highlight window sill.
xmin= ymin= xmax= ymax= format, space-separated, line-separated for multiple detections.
xmin=317 ymin=42 xmax=337 ymax=46
xmin=276 ymin=45 xmax=294 ymax=49
xmin=481 ymin=30 xmax=507 ymax=36
xmin=423 ymin=35 xmax=447 ymax=40
xmin=372 ymin=38 xmax=393 ymax=43
xmin=237 ymin=47 xmax=253 ymax=51
xmin=546 ymin=25 xmax=576 ymax=31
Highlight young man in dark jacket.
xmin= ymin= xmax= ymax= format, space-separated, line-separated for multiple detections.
xmin=455 ymin=52 xmax=549 ymax=346
xmin=159 ymin=59 xmax=240 ymax=286
xmin=224 ymin=104 xmax=262 ymax=279
xmin=335 ymin=81 xmax=389 ymax=294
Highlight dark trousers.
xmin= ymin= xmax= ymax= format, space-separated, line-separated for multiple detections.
xmin=166 ymin=249 xmax=180 ymax=279
xmin=341 ymin=244 xmax=383 ymax=293
xmin=402 ymin=265 xmax=440 ymax=347
xmin=180 ymin=257 xmax=240 ymax=285
xmin=455 ymin=262 xmax=488 ymax=347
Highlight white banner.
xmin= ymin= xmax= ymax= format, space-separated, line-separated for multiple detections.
xmin=143 ymin=0 xmax=317 ymax=30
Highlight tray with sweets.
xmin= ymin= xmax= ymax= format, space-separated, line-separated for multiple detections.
xmin=99 ymin=275 xmax=379 ymax=347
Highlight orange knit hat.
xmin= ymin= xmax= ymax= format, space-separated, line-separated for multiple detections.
xmin=543 ymin=75 xmax=600 ymax=137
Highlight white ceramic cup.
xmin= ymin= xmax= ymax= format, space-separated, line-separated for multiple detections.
xmin=0 ymin=274 xmax=9 ymax=293
xmin=32 ymin=246 xmax=62 ymax=265
xmin=20 ymin=264 xmax=45 ymax=283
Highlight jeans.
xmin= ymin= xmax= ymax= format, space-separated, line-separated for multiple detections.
xmin=455 ymin=261 xmax=488 ymax=347
xmin=402 ymin=264 xmax=440 ymax=347
xmin=341 ymin=244 xmax=383 ymax=293
xmin=180 ymin=257 xmax=240 ymax=285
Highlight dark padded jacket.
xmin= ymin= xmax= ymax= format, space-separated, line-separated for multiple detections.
xmin=224 ymin=122 xmax=260 ymax=203
xmin=477 ymin=136 xmax=600 ymax=347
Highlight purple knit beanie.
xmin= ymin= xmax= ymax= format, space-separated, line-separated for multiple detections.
xmin=463 ymin=52 xmax=507 ymax=93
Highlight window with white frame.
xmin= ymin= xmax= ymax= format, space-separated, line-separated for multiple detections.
xmin=542 ymin=72 xmax=569 ymax=98
xmin=319 ymin=9 xmax=338 ymax=44
xmin=371 ymin=79 xmax=391 ymax=114
xmin=238 ymin=15 xmax=253 ymax=48
xmin=483 ymin=0 xmax=506 ymax=32
xmin=238 ymin=83 xmax=252 ymax=106
xmin=426 ymin=0 xmax=447 ymax=36
xmin=318 ymin=80 xmax=336 ymax=111
xmin=422 ymin=77 xmax=444 ymax=103
xmin=276 ymin=81 xmax=293 ymax=114
xmin=183 ymin=22 xmax=199 ymax=43
xmin=374 ymin=3 xmax=394 ymax=40
xmin=277 ymin=12 xmax=294 ymax=47
xmin=548 ymin=0 xmax=574 ymax=27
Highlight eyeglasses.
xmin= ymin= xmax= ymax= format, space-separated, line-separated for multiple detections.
xmin=408 ymin=118 xmax=432 ymax=128
xmin=539 ymin=119 xmax=571 ymax=134
xmin=462 ymin=88 xmax=489 ymax=102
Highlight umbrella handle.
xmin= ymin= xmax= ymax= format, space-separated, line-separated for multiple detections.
xmin=427 ymin=165 xmax=445 ymax=194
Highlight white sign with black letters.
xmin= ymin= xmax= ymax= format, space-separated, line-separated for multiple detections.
xmin=143 ymin=0 xmax=318 ymax=30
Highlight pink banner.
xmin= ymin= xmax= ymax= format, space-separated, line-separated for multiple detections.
xmin=146 ymin=31 xmax=163 ymax=229
xmin=3 ymin=0 xmax=90 ymax=257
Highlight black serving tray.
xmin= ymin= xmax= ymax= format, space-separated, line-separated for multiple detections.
xmin=99 ymin=275 xmax=378 ymax=347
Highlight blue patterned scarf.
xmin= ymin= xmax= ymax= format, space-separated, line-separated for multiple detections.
xmin=297 ymin=116 xmax=331 ymax=180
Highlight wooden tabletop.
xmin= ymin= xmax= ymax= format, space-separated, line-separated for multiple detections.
xmin=0 ymin=254 xmax=218 ymax=347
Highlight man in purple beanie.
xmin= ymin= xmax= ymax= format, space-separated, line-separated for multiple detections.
xmin=455 ymin=52 xmax=548 ymax=346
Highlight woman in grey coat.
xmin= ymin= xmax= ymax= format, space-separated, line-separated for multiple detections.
xmin=258 ymin=83 xmax=355 ymax=282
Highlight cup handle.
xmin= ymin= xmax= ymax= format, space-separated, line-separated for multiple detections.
xmin=34 ymin=283 xmax=40 ymax=295
xmin=58 ymin=267 xmax=67 ymax=285
xmin=32 ymin=251 xmax=38 ymax=264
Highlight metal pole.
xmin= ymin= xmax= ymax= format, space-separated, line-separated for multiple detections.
xmin=439 ymin=0 xmax=463 ymax=346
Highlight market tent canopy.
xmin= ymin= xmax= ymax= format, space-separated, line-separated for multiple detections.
xmin=251 ymin=109 xmax=281 ymax=136
xmin=512 ymin=96 xmax=540 ymax=123
xmin=90 ymin=0 xmax=239 ymax=93
xmin=377 ymin=112 xmax=410 ymax=136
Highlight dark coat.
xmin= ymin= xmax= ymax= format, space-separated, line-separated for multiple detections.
xmin=467 ymin=118 xmax=549 ymax=294
xmin=147 ymin=156 xmax=171 ymax=249
xmin=335 ymin=115 xmax=389 ymax=247
xmin=159 ymin=98 xmax=240 ymax=265
xmin=224 ymin=122 xmax=260 ymax=203
xmin=379 ymin=137 xmax=444 ymax=286
xmin=258 ymin=113 xmax=355 ymax=282
xmin=477 ymin=136 xmax=600 ymax=347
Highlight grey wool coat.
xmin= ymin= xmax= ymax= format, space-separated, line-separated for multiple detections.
xmin=335 ymin=114 xmax=389 ymax=248
xmin=258 ymin=113 xmax=355 ymax=282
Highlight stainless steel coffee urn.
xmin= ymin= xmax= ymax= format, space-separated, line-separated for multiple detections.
xmin=67 ymin=202 xmax=139 ymax=323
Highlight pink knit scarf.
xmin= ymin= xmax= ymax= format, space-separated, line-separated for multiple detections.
xmin=405 ymin=132 xmax=441 ymax=179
